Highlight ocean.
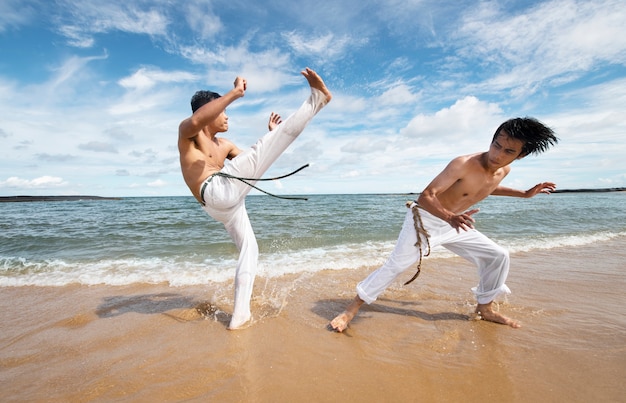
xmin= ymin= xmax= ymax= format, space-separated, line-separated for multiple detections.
xmin=1 ymin=192 xmax=625 ymax=402
xmin=1 ymin=192 xmax=625 ymax=287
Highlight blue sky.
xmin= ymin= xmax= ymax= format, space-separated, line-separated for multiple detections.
xmin=1 ymin=0 xmax=625 ymax=197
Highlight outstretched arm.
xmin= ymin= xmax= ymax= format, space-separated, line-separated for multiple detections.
xmin=491 ymin=182 xmax=556 ymax=198
xmin=178 ymin=77 xmax=247 ymax=139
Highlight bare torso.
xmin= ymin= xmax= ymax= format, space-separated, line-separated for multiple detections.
xmin=178 ymin=131 xmax=239 ymax=203
xmin=418 ymin=151 xmax=512 ymax=224
xmin=436 ymin=152 xmax=509 ymax=213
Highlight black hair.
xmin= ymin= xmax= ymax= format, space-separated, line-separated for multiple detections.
xmin=493 ymin=117 xmax=558 ymax=156
xmin=190 ymin=90 xmax=221 ymax=113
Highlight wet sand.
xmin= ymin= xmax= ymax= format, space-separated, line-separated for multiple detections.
xmin=1 ymin=238 xmax=625 ymax=402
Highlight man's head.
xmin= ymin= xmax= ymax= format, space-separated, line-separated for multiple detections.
xmin=492 ymin=117 xmax=558 ymax=157
xmin=191 ymin=90 xmax=221 ymax=113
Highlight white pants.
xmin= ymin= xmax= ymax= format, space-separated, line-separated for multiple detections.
xmin=201 ymin=88 xmax=328 ymax=328
xmin=357 ymin=204 xmax=511 ymax=305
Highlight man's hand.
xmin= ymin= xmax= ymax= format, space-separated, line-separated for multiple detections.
xmin=268 ymin=112 xmax=282 ymax=131
xmin=525 ymin=182 xmax=556 ymax=198
xmin=448 ymin=208 xmax=480 ymax=232
xmin=233 ymin=77 xmax=247 ymax=97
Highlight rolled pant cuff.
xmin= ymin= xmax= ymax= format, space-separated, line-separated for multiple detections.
xmin=356 ymin=284 xmax=377 ymax=305
xmin=473 ymin=284 xmax=511 ymax=305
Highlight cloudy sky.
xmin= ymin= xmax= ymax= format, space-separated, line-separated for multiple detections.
xmin=1 ymin=0 xmax=625 ymax=197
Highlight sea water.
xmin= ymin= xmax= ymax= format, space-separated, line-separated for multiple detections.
xmin=1 ymin=192 xmax=625 ymax=286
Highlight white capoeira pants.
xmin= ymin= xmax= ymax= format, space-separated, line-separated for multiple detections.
xmin=357 ymin=203 xmax=511 ymax=305
xmin=200 ymin=88 xmax=328 ymax=328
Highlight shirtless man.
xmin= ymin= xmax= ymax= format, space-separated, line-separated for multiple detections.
xmin=329 ymin=117 xmax=558 ymax=332
xmin=179 ymin=68 xmax=331 ymax=329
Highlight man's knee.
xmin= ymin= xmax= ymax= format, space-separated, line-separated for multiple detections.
xmin=486 ymin=245 xmax=510 ymax=281
xmin=493 ymin=245 xmax=509 ymax=265
xmin=385 ymin=255 xmax=419 ymax=276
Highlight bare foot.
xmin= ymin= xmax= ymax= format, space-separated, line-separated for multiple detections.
xmin=228 ymin=312 xmax=252 ymax=330
xmin=301 ymin=67 xmax=332 ymax=103
xmin=476 ymin=302 xmax=521 ymax=328
xmin=328 ymin=295 xmax=364 ymax=332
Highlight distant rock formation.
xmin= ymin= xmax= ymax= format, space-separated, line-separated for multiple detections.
xmin=0 ymin=195 xmax=122 ymax=203
xmin=552 ymin=187 xmax=626 ymax=193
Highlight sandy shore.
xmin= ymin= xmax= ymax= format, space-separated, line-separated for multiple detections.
xmin=1 ymin=238 xmax=625 ymax=402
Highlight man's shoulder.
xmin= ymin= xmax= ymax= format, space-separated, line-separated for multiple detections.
xmin=450 ymin=152 xmax=482 ymax=165
xmin=216 ymin=136 xmax=238 ymax=148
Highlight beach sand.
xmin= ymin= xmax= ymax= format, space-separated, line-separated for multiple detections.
xmin=1 ymin=238 xmax=625 ymax=402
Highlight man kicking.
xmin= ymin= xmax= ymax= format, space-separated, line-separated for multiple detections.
xmin=179 ymin=68 xmax=331 ymax=329
xmin=329 ymin=117 xmax=557 ymax=332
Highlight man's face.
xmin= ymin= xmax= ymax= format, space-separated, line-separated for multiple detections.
xmin=209 ymin=110 xmax=229 ymax=133
xmin=486 ymin=131 xmax=525 ymax=169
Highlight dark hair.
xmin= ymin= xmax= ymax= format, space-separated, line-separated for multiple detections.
xmin=493 ymin=117 xmax=558 ymax=156
xmin=190 ymin=90 xmax=221 ymax=113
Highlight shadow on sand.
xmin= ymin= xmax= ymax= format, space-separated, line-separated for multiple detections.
xmin=95 ymin=293 xmax=233 ymax=326
xmin=313 ymin=297 xmax=470 ymax=332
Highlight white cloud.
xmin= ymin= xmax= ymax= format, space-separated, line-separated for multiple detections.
xmin=340 ymin=136 xmax=389 ymax=154
xmin=340 ymin=170 xmax=361 ymax=179
xmin=118 ymin=67 xmax=198 ymax=91
xmin=48 ymin=53 xmax=108 ymax=90
xmin=177 ymin=43 xmax=294 ymax=93
xmin=283 ymin=31 xmax=366 ymax=63
xmin=108 ymin=90 xmax=175 ymax=115
xmin=58 ymin=25 xmax=96 ymax=48
xmin=0 ymin=176 xmax=68 ymax=189
xmin=454 ymin=0 xmax=626 ymax=96
xmin=78 ymin=142 xmax=119 ymax=154
xmin=148 ymin=179 xmax=167 ymax=187
xmin=36 ymin=154 xmax=77 ymax=162
xmin=0 ymin=0 xmax=37 ymax=33
xmin=377 ymin=83 xmax=419 ymax=106
xmin=183 ymin=0 xmax=223 ymax=39
xmin=55 ymin=0 xmax=170 ymax=47
xmin=401 ymin=96 xmax=503 ymax=141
